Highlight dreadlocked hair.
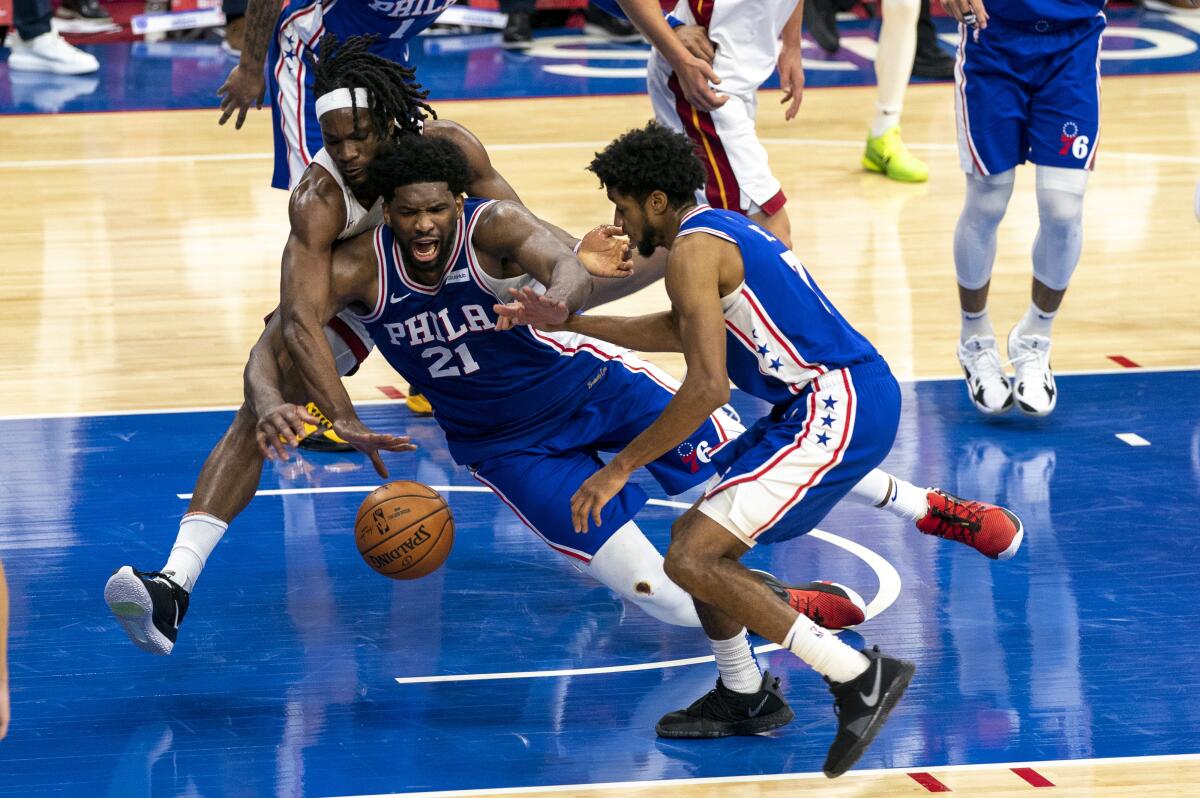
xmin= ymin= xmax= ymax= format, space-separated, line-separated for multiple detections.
xmin=588 ymin=122 xmax=705 ymax=207
xmin=364 ymin=135 xmax=472 ymax=201
xmin=309 ymin=32 xmax=436 ymax=139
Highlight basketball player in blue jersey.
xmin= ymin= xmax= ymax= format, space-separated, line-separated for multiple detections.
xmin=518 ymin=123 xmax=1024 ymax=777
xmin=105 ymin=134 xmax=865 ymax=660
xmin=943 ymin=0 xmax=1106 ymax=416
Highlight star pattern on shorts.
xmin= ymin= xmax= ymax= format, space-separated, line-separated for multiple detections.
xmin=820 ymin=414 xmax=835 ymax=428
xmin=756 ymin=344 xmax=770 ymax=356
xmin=769 ymin=358 xmax=783 ymax=371
xmin=815 ymin=432 xmax=831 ymax=446
xmin=822 ymin=397 xmax=837 ymax=410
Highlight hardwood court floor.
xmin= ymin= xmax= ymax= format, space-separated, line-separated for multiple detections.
xmin=1 ymin=74 xmax=1197 ymax=417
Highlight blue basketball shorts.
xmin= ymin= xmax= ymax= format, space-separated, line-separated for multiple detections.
xmin=469 ymin=353 xmax=743 ymax=563
xmin=954 ymin=14 xmax=1105 ymax=176
xmin=696 ymin=358 xmax=899 ymax=548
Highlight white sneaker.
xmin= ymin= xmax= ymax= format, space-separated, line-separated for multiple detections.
xmin=8 ymin=31 xmax=99 ymax=75
xmin=957 ymin=335 xmax=1013 ymax=415
xmin=1007 ymin=327 xmax=1057 ymax=416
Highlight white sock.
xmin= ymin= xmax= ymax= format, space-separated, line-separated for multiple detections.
xmin=961 ymin=307 xmax=994 ymax=342
xmin=162 ymin=513 xmax=228 ymax=593
xmin=783 ymin=614 xmax=870 ymax=684
xmin=710 ymin=629 xmax=763 ymax=693
xmin=1014 ymin=301 xmax=1056 ymax=339
xmin=848 ymin=469 xmax=931 ymax=522
xmin=871 ymin=106 xmax=902 ymax=138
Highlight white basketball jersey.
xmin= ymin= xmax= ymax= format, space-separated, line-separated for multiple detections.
xmin=310 ymin=148 xmax=385 ymax=241
xmin=665 ymin=0 xmax=800 ymax=98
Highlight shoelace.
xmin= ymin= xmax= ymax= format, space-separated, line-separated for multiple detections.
xmin=1007 ymin=337 xmax=1051 ymax=384
xmin=964 ymin=343 xmax=1007 ymax=386
xmin=925 ymin=494 xmax=985 ymax=546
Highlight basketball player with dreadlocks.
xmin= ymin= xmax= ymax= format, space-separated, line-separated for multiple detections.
xmin=100 ymin=36 xmax=668 ymax=655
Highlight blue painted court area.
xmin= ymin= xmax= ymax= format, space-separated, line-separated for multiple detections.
xmin=0 ymin=368 xmax=1198 ymax=795
xmin=1 ymin=8 xmax=1199 ymax=114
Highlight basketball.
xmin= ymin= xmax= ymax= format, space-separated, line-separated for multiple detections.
xmin=354 ymin=481 xmax=454 ymax=580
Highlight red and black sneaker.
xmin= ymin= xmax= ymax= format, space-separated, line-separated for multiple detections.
xmin=916 ymin=489 xmax=1024 ymax=560
xmin=751 ymin=570 xmax=867 ymax=630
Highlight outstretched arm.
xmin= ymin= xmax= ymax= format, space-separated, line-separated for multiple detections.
xmin=478 ymin=202 xmax=593 ymax=327
xmin=570 ymin=238 xmax=732 ymax=531
xmin=616 ymin=0 xmax=726 ymax=111
xmin=278 ymin=182 xmax=361 ymax=431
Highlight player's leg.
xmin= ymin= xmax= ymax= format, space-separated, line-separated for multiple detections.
xmin=647 ymin=50 xmax=791 ymax=247
xmin=953 ymin=22 xmax=1028 ymax=414
xmin=863 ymin=0 xmax=927 ymax=182
xmin=1009 ymin=16 xmax=1102 ymax=415
xmin=658 ymin=364 xmax=913 ymax=777
xmin=106 ymin=317 xmax=368 ymax=654
xmin=597 ymin=352 xmax=866 ymax=629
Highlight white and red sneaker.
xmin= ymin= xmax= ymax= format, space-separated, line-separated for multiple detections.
xmin=916 ymin=489 xmax=1024 ymax=560
xmin=751 ymin=570 xmax=867 ymax=629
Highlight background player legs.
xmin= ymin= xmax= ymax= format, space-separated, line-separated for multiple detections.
xmin=863 ymin=0 xmax=927 ymax=182
xmin=953 ymin=169 xmax=1016 ymax=413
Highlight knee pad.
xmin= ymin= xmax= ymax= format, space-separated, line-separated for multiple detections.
xmin=586 ymin=521 xmax=701 ymax=627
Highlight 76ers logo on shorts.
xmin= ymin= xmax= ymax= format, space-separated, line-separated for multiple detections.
xmin=1059 ymin=122 xmax=1090 ymax=160
xmin=677 ymin=441 xmax=713 ymax=473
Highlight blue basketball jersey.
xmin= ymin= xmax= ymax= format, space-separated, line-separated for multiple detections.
xmin=352 ymin=199 xmax=609 ymax=464
xmin=986 ymin=0 xmax=1104 ymax=25
xmin=676 ymin=206 xmax=879 ymax=406
xmin=276 ymin=0 xmax=455 ymax=64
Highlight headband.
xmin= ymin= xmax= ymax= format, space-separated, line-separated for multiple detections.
xmin=315 ymin=88 xmax=371 ymax=118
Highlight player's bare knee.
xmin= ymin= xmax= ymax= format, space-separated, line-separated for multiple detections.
xmin=662 ymin=541 xmax=703 ymax=591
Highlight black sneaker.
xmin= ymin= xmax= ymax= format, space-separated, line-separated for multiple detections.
xmin=656 ymin=670 xmax=794 ymax=738
xmin=297 ymin=401 xmax=355 ymax=452
xmin=823 ymin=646 xmax=915 ymax=778
xmin=105 ymin=566 xmax=190 ymax=655
xmin=54 ymin=0 xmax=117 ymax=33
xmin=502 ymin=10 xmax=532 ymax=48
xmin=584 ymin=4 xmax=641 ymax=42
xmin=803 ymin=0 xmax=840 ymax=54
xmin=912 ymin=0 xmax=954 ymax=80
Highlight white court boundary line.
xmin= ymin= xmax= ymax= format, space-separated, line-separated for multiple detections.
xmin=169 ymin=489 xmax=902 ymax=685
xmin=2 ymin=137 xmax=1198 ymax=169
xmin=2 ymin=363 xmax=1196 ymax=422
xmin=320 ymin=752 xmax=1200 ymax=798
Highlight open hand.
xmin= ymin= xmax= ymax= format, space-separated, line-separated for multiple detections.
xmin=217 ymin=63 xmax=266 ymax=129
xmin=571 ymin=462 xmax=631 ymax=533
xmin=332 ymin=419 xmax=418 ymax=478
xmin=494 ymin=286 xmax=570 ymax=330
xmin=778 ymin=45 xmax=805 ymax=121
xmin=577 ymin=225 xmax=632 ymax=278
xmin=255 ymin=402 xmax=321 ymax=461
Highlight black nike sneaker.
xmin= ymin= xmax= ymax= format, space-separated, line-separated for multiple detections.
xmin=656 ymin=670 xmax=794 ymax=738
xmin=104 ymin=566 xmax=190 ymax=656
xmin=823 ymin=646 xmax=915 ymax=778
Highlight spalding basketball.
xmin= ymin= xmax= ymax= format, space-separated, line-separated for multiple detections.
xmin=355 ymin=481 xmax=454 ymax=580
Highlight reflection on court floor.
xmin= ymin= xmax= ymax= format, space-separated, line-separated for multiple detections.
xmin=1 ymin=369 xmax=1197 ymax=796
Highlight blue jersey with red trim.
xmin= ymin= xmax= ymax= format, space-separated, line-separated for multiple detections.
xmin=276 ymin=0 xmax=456 ymax=64
xmin=676 ymin=206 xmax=879 ymax=406
xmin=987 ymin=0 xmax=1104 ymax=25
xmin=352 ymin=198 xmax=609 ymax=464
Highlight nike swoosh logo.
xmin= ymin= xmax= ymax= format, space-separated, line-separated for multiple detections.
xmin=860 ymin=662 xmax=883 ymax=707
xmin=747 ymin=694 xmax=771 ymax=718
xmin=389 ymin=293 xmax=412 ymax=304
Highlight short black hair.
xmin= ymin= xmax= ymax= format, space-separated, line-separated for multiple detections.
xmin=310 ymin=33 xmax=436 ymax=139
xmin=365 ymin=135 xmax=471 ymax=200
xmin=588 ymin=122 xmax=705 ymax=206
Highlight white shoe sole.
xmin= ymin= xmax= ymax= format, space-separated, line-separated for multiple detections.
xmin=104 ymin=566 xmax=174 ymax=655
xmin=7 ymin=51 xmax=99 ymax=75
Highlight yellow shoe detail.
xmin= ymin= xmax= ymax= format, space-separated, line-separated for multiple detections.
xmin=406 ymin=392 xmax=433 ymax=416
